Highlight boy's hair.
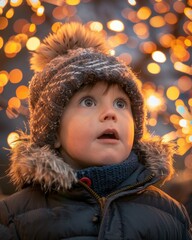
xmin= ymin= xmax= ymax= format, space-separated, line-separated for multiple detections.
xmin=29 ymin=22 xmax=145 ymax=149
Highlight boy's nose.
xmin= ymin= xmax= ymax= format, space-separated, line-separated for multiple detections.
xmin=99 ymin=108 xmax=117 ymax=122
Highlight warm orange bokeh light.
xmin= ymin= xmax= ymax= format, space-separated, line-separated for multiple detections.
xmin=66 ymin=0 xmax=80 ymax=5
xmin=90 ymin=22 xmax=103 ymax=32
xmin=8 ymin=97 xmax=21 ymax=109
xmin=16 ymin=85 xmax=29 ymax=99
xmin=26 ymin=37 xmax=40 ymax=50
xmin=140 ymin=41 xmax=157 ymax=54
xmin=7 ymin=132 xmax=20 ymax=148
xmin=133 ymin=22 xmax=149 ymax=39
xmin=166 ymin=86 xmax=180 ymax=101
xmin=0 ymin=72 xmax=9 ymax=87
xmin=9 ymin=68 xmax=23 ymax=83
xmin=147 ymin=63 xmax=161 ymax=74
xmin=150 ymin=16 xmax=165 ymax=28
xmin=0 ymin=17 xmax=8 ymax=30
xmin=6 ymin=8 xmax=14 ymax=19
xmin=137 ymin=7 xmax=151 ymax=20
xmin=178 ymin=76 xmax=192 ymax=92
xmin=107 ymin=20 xmax=124 ymax=32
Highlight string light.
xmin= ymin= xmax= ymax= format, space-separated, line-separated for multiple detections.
xmin=0 ymin=0 xmax=190 ymax=170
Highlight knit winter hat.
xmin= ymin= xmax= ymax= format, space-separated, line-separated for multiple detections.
xmin=29 ymin=22 xmax=145 ymax=149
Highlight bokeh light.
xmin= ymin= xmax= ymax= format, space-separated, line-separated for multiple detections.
xmin=0 ymin=0 xmax=191 ymax=198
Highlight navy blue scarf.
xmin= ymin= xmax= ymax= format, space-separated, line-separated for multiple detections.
xmin=76 ymin=151 xmax=139 ymax=196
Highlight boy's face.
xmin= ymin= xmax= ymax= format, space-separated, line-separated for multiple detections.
xmin=56 ymin=82 xmax=134 ymax=169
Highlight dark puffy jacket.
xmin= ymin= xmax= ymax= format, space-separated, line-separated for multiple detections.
xmin=0 ymin=138 xmax=191 ymax=240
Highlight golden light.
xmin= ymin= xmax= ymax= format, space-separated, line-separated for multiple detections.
xmin=154 ymin=2 xmax=170 ymax=13
xmin=9 ymin=68 xmax=23 ymax=83
xmin=146 ymin=95 xmax=162 ymax=110
xmin=178 ymin=76 xmax=192 ymax=92
xmin=133 ymin=22 xmax=149 ymax=39
xmin=118 ymin=53 xmax=132 ymax=65
xmin=174 ymin=62 xmax=192 ymax=75
xmin=140 ymin=41 xmax=156 ymax=54
xmin=164 ymin=13 xmax=178 ymax=24
xmin=188 ymin=98 xmax=192 ymax=106
xmin=0 ymin=37 xmax=4 ymax=49
xmin=137 ymin=7 xmax=151 ymax=20
xmin=10 ymin=0 xmax=23 ymax=7
xmin=0 ymin=72 xmax=9 ymax=87
xmin=4 ymin=41 xmax=21 ymax=55
xmin=179 ymin=119 xmax=188 ymax=128
xmin=171 ymin=44 xmax=189 ymax=62
xmin=188 ymin=136 xmax=192 ymax=142
xmin=29 ymin=23 xmax=36 ymax=32
xmin=184 ymin=7 xmax=192 ymax=20
xmin=8 ymin=97 xmax=21 ymax=109
xmin=16 ymin=85 xmax=29 ymax=99
xmin=0 ymin=0 xmax=8 ymax=8
xmin=173 ymin=1 xmax=185 ymax=13
xmin=175 ymin=99 xmax=184 ymax=107
xmin=127 ymin=0 xmax=136 ymax=6
xmin=147 ymin=63 xmax=161 ymax=74
xmin=52 ymin=7 xmax=66 ymax=20
xmin=184 ymin=38 xmax=191 ymax=47
xmin=26 ymin=37 xmax=40 ymax=50
xmin=0 ymin=86 xmax=3 ymax=94
xmin=6 ymin=8 xmax=14 ymax=19
xmin=108 ymin=33 xmax=128 ymax=48
xmin=122 ymin=9 xmax=139 ymax=23
xmin=148 ymin=118 xmax=157 ymax=126
xmin=107 ymin=20 xmax=124 ymax=32
xmin=7 ymin=132 xmax=20 ymax=148
xmin=152 ymin=51 xmax=166 ymax=63
xmin=159 ymin=34 xmax=175 ymax=48
xmin=51 ymin=22 xmax=62 ymax=33
xmin=166 ymin=86 xmax=180 ymax=101
xmin=162 ymin=131 xmax=179 ymax=143
xmin=37 ymin=6 xmax=45 ymax=16
xmin=90 ymin=22 xmax=103 ymax=32
xmin=184 ymin=21 xmax=192 ymax=34
xmin=66 ymin=0 xmax=80 ymax=5
xmin=109 ymin=49 xmax=115 ymax=56
xmin=170 ymin=114 xmax=181 ymax=125
xmin=150 ymin=16 xmax=165 ymax=28
xmin=0 ymin=17 xmax=8 ymax=30
xmin=28 ymin=0 xmax=41 ymax=8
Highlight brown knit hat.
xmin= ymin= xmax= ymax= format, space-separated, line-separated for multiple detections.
xmin=29 ymin=22 xmax=145 ymax=148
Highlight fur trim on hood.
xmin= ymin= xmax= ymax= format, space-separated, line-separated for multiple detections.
xmin=8 ymin=134 xmax=175 ymax=192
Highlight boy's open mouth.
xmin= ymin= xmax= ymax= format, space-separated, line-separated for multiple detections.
xmin=97 ymin=129 xmax=119 ymax=140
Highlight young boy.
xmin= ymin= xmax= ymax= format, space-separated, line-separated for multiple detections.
xmin=0 ymin=22 xmax=191 ymax=240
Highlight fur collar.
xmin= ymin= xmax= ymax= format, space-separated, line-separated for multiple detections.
xmin=9 ymin=135 xmax=175 ymax=192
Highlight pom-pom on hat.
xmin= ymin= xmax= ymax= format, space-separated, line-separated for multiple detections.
xmin=29 ymin=22 xmax=145 ymax=149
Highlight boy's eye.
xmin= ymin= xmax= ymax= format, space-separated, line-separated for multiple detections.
xmin=114 ymin=98 xmax=127 ymax=109
xmin=80 ymin=97 xmax=96 ymax=107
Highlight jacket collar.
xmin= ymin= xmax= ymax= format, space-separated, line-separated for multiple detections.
xmin=9 ymin=134 xmax=175 ymax=192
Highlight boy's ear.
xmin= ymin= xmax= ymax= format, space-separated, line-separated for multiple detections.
xmin=54 ymin=134 xmax=61 ymax=148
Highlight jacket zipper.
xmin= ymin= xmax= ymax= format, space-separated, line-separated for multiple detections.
xmin=78 ymin=173 xmax=155 ymax=216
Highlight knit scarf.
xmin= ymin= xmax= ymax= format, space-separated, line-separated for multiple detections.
xmin=76 ymin=151 xmax=139 ymax=196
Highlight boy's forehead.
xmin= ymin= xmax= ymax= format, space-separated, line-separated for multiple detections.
xmin=78 ymin=81 xmax=128 ymax=97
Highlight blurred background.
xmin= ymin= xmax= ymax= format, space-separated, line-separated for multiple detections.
xmin=0 ymin=0 xmax=191 ymax=206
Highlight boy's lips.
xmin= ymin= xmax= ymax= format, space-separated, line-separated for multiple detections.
xmin=97 ymin=129 xmax=120 ymax=140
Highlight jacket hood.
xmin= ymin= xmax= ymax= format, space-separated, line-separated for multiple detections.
xmin=8 ymin=134 xmax=175 ymax=192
